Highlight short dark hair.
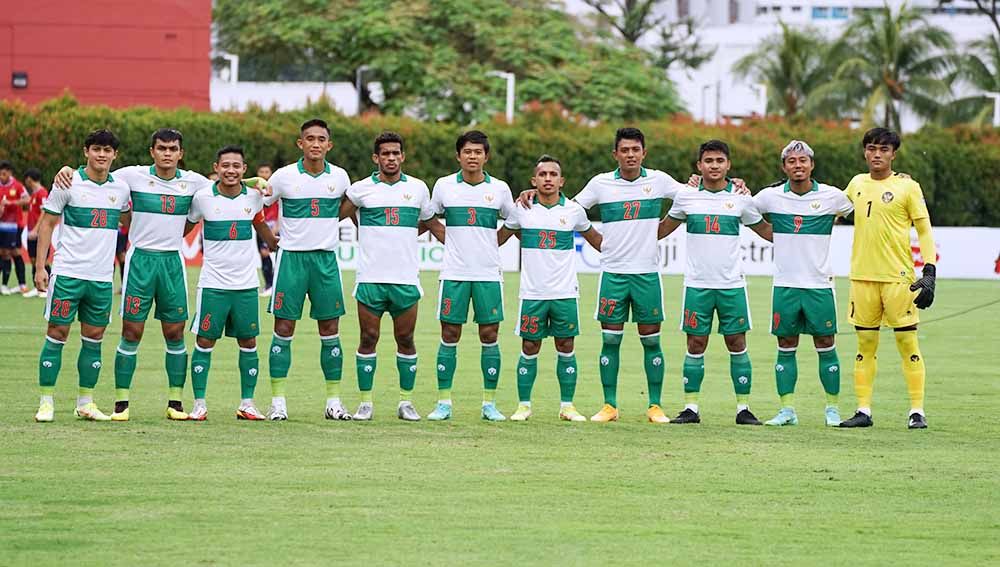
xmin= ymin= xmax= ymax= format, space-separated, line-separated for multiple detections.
xmin=150 ymin=128 xmax=183 ymax=149
xmin=0 ymin=160 xmax=12 ymax=172
xmin=456 ymin=130 xmax=490 ymax=154
xmin=374 ymin=131 xmax=405 ymax=154
xmin=536 ymin=154 xmax=561 ymax=168
xmin=84 ymin=129 xmax=120 ymax=150
xmin=300 ymin=118 xmax=331 ymax=137
xmin=256 ymin=163 xmax=273 ymax=172
xmin=861 ymin=127 xmax=901 ymax=150
xmin=215 ymin=145 xmax=245 ymax=162
xmin=23 ymin=168 xmax=42 ymax=183
xmin=614 ymin=127 xmax=645 ymax=151
xmin=698 ymin=139 xmax=730 ymax=161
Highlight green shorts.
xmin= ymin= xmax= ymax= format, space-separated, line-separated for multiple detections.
xmin=681 ymin=286 xmax=752 ymax=336
xmin=771 ymin=286 xmax=838 ymax=337
xmin=437 ymin=280 xmax=504 ymax=325
xmin=595 ymin=272 xmax=664 ymax=324
xmin=269 ymin=249 xmax=346 ymax=321
xmin=516 ymin=298 xmax=580 ymax=341
xmin=121 ymin=248 xmax=189 ymax=323
xmin=191 ymin=288 xmax=260 ymax=340
xmin=354 ymin=282 xmax=422 ymax=318
xmin=46 ymin=275 xmax=113 ymax=327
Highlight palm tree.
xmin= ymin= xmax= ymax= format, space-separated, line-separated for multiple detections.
xmin=942 ymin=34 xmax=1000 ymax=125
xmin=810 ymin=2 xmax=957 ymax=129
xmin=732 ymin=22 xmax=833 ymax=117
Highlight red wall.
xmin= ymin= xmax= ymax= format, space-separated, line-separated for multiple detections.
xmin=0 ymin=0 xmax=211 ymax=110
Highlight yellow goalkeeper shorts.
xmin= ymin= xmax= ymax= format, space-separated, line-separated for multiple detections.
xmin=847 ymin=280 xmax=920 ymax=329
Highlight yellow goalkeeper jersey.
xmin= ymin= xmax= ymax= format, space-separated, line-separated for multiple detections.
xmin=845 ymin=173 xmax=930 ymax=283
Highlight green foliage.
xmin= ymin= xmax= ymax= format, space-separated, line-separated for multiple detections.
xmin=2 ymin=96 xmax=998 ymax=225
xmin=214 ymin=0 xmax=681 ymax=123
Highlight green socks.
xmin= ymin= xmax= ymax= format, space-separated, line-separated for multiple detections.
xmin=775 ymin=347 xmax=798 ymax=399
xmin=640 ymin=333 xmax=664 ymax=406
xmin=356 ymin=351 xmax=376 ymax=403
xmin=238 ymin=347 xmax=259 ymax=400
xmin=38 ymin=336 xmax=65 ymax=390
xmin=114 ymin=338 xmax=139 ymax=396
xmin=481 ymin=342 xmax=501 ymax=394
xmin=817 ymin=345 xmax=841 ymax=398
xmin=516 ymin=352 xmax=539 ymax=402
xmin=165 ymin=339 xmax=187 ymax=397
xmin=396 ymin=352 xmax=417 ymax=399
xmin=683 ymin=352 xmax=705 ymax=395
xmin=730 ymin=349 xmax=752 ymax=396
xmin=77 ymin=338 xmax=103 ymax=390
xmin=556 ymin=351 xmax=577 ymax=403
xmin=191 ymin=344 xmax=213 ymax=399
xmin=436 ymin=341 xmax=457 ymax=392
xmin=268 ymin=333 xmax=292 ymax=379
xmin=599 ymin=330 xmax=623 ymax=407
xmin=320 ymin=335 xmax=343 ymax=393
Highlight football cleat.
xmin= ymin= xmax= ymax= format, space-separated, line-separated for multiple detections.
xmin=35 ymin=401 xmax=54 ymax=422
xmin=165 ymin=406 xmax=189 ymax=421
xmin=590 ymin=403 xmax=619 ymax=422
xmin=646 ymin=404 xmax=670 ymax=423
xmin=839 ymin=411 xmax=873 ymax=428
xmin=736 ymin=408 xmax=762 ymax=425
xmin=74 ymin=402 xmax=112 ymax=422
xmin=671 ymin=408 xmax=701 ymax=424
xmin=825 ymin=406 xmax=841 ymax=427
xmin=908 ymin=412 xmax=927 ymax=430
xmin=188 ymin=405 xmax=208 ymax=421
xmin=764 ymin=407 xmax=798 ymax=426
xmin=324 ymin=401 xmax=352 ymax=421
xmin=267 ymin=406 xmax=288 ymax=421
xmin=353 ymin=402 xmax=374 ymax=421
xmin=111 ymin=407 xmax=130 ymax=422
xmin=509 ymin=403 xmax=532 ymax=422
xmin=559 ymin=405 xmax=587 ymax=422
xmin=397 ymin=401 xmax=421 ymax=422
xmin=481 ymin=403 xmax=506 ymax=422
xmin=22 ymin=288 xmax=39 ymax=298
xmin=236 ymin=405 xmax=266 ymax=421
xmin=427 ymin=402 xmax=452 ymax=421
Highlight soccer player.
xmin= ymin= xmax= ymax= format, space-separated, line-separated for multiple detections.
xmin=498 ymin=155 xmax=603 ymax=422
xmin=340 ymin=132 xmax=435 ymax=421
xmin=31 ymin=129 xmax=132 ymax=422
xmin=426 ymin=130 xmax=515 ymax=422
xmin=185 ymin=146 xmax=277 ymax=421
xmin=657 ymin=140 xmax=773 ymax=425
xmin=0 ymin=160 xmax=30 ymax=296
xmin=53 ymin=128 xmax=214 ymax=421
xmin=23 ymin=168 xmax=48 ymax=298
xmin=752 ymin=140 xmax=854 ymax=427
xmin=263 ymin=119 xmax=353 ymax=421
xmin=255 ymin=163 xmax=277 ymax=298
xmin=839 ymin=128 xmax=937 ymax=430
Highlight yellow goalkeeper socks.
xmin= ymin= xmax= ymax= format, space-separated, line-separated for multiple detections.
xmin=854 ymin=330 xmax=880 ymax=412
xmin=895 ymin=330 xmax=925 ymax=413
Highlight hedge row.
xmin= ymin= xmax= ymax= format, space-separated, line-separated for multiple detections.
xmin=2 ymin=96 xmax=998 ymax=226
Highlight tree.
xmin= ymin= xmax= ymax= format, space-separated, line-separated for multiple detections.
xmin=731 ymin=22 xmax=832 ymax=117
xmin=942 ymin=34 xmax=1000 ymax=125
xmin=655 ymin=17 xmax=717 ymax=75
xmin=582 ymin=0 xmax=664 ymax=44
xmin=811 ymin=3 xmax=957 ymax=129
xmin=214 ymin=0 xmax=682 ymax=123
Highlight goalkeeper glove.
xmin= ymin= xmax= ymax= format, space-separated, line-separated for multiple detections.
xmin=909 ymin=264 xmax=936 ymax=309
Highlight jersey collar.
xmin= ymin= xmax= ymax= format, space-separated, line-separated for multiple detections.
xmin=297 ymin=158 xmax=331 ymax=178
xmin=148 ymin=165 xmax=182 ymax=181
xmin=371 ymin=171 xmax=408 ymax=185
xmin=698 ymin=179 xmax=733 ymax=193
xmin=456 ymin=170 xmax=491 ymax=185
xmin=78 ymin=166 xmax=114 ymax=185
xmin=613 ymin=167 xmax=647 ymax=180
xmin=783 ymin=179 xmax=819 ymax=194
xmin=533 ymin=193 xmax=566 ymax=209
xmin=212 ymin=181 xmax=248 ymax=199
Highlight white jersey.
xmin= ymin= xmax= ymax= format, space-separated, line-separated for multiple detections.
xmin=264 ymin=159 xmax=351 ymax=251
xmin=347 ymin=172 xmax=434 ymax=286
xmin=187 ymin=183 xmax=264 ymax=290
xmin=574 ymin=167 xmax=684 ymax=274
xmin=667 ymin=182 xmax=763 ymax=289
xmin=42 ymin=168 xmax=131 ymax=283
xmin=504 ymin=195 xmax=591 ymax=300
xmin=754 ymin=180 xmax=854 ymax=289
xmin=429 ymin=171 xmax=515 ymax=282
xmin=114 ymin=165 xmax=210 ymax=251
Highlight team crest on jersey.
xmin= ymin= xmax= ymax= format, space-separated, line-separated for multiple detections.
xmin=484 ymin=193 xmax=495 ymax=203
xmin=180 ymin=182 xmax=188 ymax=190
xmin=403 ymin=193 xmax=413 ymax=201
xmin=810 ymin=200 xmax=822 ymax=210
xmin=724 ymin=201 xmax=735 ymax=209
xmin=243 ymin=207 xmax=251 ymax=215
xmin=148 ymin=180 xmax=155 ymax=187
xmin=327 ymin=185 xmax=336 ymax=193
xmin=642 ymin=185 xmax=652 ymax=195
xmin=108 ymin=195 xmax=117 ymax=204
xmin=882 ymin=191 xmax=894 ymax=203
xmin=559 ymin=217 xmax=567 ymax=226
xmin=214 ymin=207 xmax=221 ymax=214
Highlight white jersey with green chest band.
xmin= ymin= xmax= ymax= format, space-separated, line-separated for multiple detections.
xmin=429 ymin=171 xmax=515 ymax=282
xmin=667 ymin=182 xmax=763 ymax=289
xmin=114 ymin=165 xmax=210 ymax=251
xmin=347 ymin=172 xmax=435 ymax=286
xmin=573 ymin=167 xmax=685 ymax=274
xmin=753 ymin=180 xmax=854 ymax=289
xmin=264 ymin=159 xmax=351 ymax=251
xmin=504 ymin=196 xmax=591 ymax=300
xmin=187 ymin=184 xmax=264 ymax=290
xmin=42 ymin=168 xmax=132 ymax=283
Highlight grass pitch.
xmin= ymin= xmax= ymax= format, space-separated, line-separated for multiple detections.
xmin=1 ymin=271 xmax=998 ymax=566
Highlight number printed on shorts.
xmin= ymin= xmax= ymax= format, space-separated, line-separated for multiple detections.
xmin=441 ymin=298 xmax=452 ymax=316
xmin=684 ymin=309 xmax=699 ymax=329
xmin=160 ymin=195 xmax=176 ymax=214
xmin=125 ymin=295 xmax=142 ymax=315
xmin=520 ymin=315 xmax=539 ymax=334
xmin=702 ymin=215 xmax=721 ymax=234
xmin=772 ymin=312 xmax=781 ymax=329
xmin=622 ymin=200 xmax=641 ymax=220
xmin=90 ymin=209 xmax=109 ymax=228
xmin=200 ymin=313 xmax=212 ymax=331
xmin=51 ymin=299 xmax=71 ymax=318
xmin=537 ymin=230 xmax=557 ymax=249
xmin=598 ymin=297 xmax=617 ymax=316
xmin=384 ymin=207 xmax=400 ymax=225
xmin=273 ymin=292 xmax=284 ymax=311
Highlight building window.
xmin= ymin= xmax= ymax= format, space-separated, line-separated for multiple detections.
xmin=812 ymin=6 xmax=829 ymax=19
xmin=771 ymin=5 xmax=782 ymax=14
xmin=791 ymin=5 xmax=802 ymax=13
xmin=730 ymin=0 xmax=740 ymax=24
xmin=832 ymin=6 xmax=848 ymax=19
xmin=678 ymin=0 xmax=689 ymax=18
xmin=757 ymin=5 xmax=768 ymax=15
